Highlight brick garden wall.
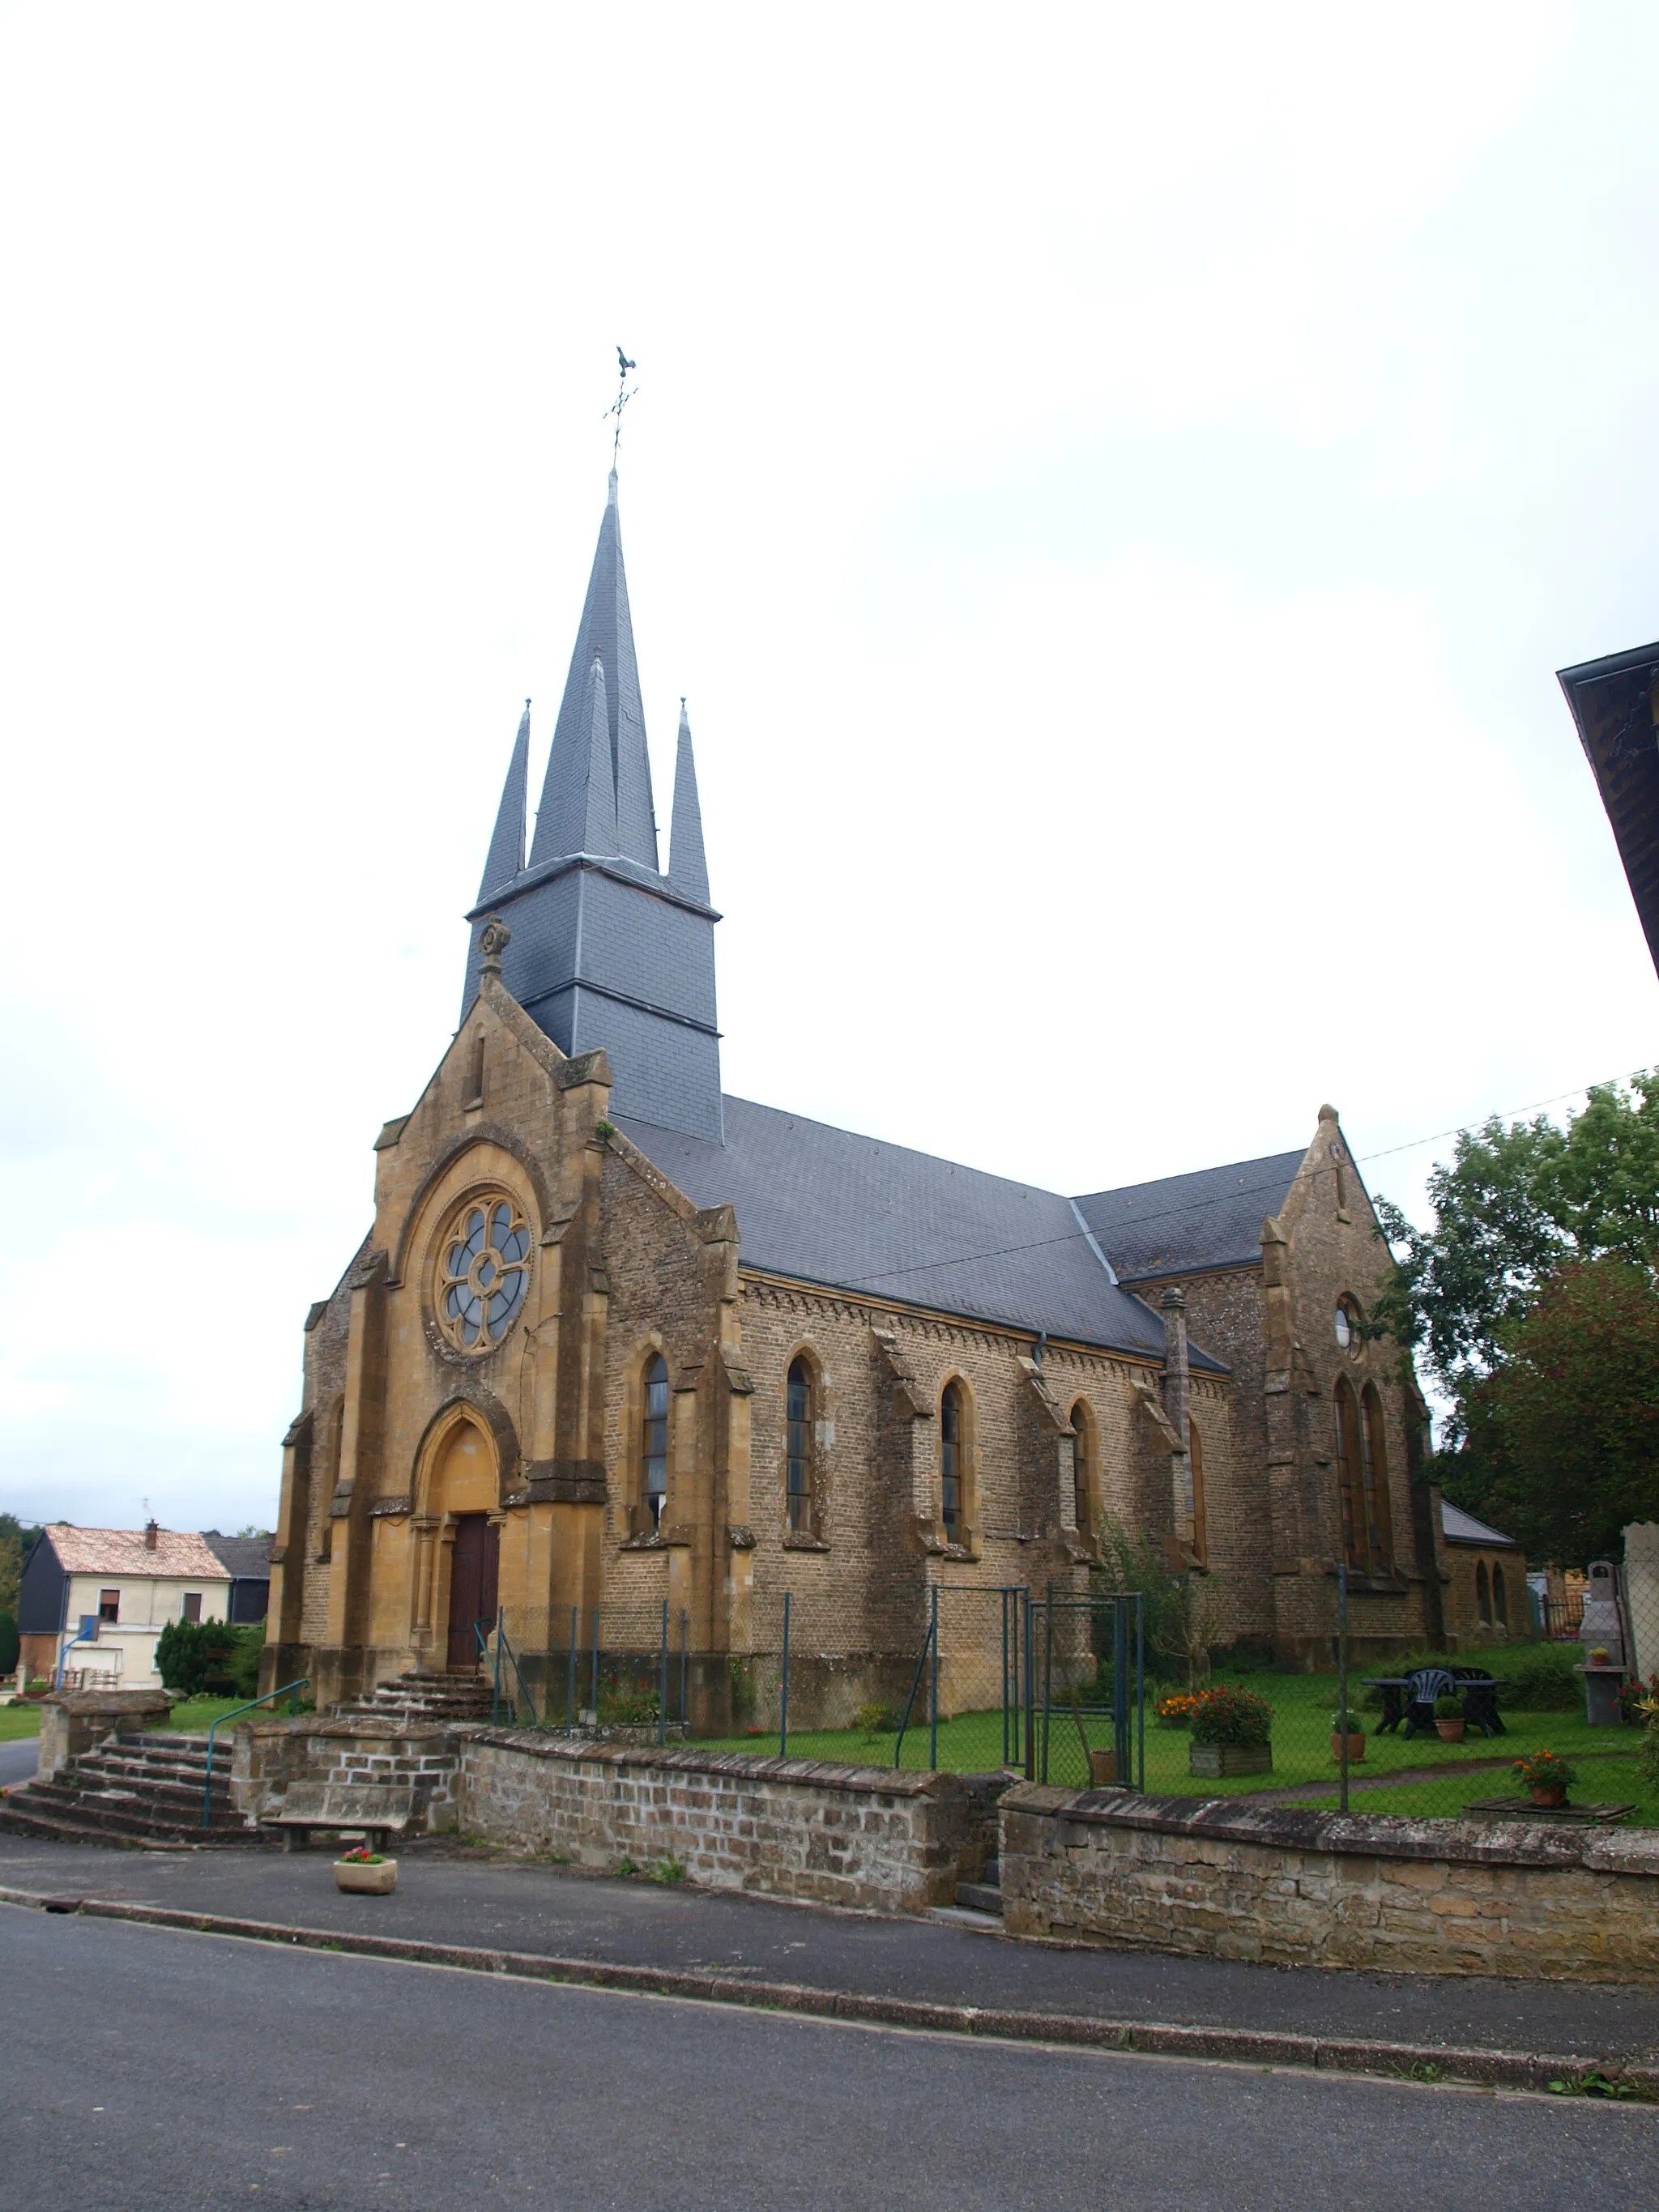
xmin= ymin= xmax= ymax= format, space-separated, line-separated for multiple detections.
xmin=1000 ymin=1785 xmax=1659 ymax=1980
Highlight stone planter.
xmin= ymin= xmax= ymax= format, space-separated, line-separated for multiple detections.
xmin=1330 ymin=1731 xmax=1366 ymax=1762
xmin=335 ymin=1858 xmax=398 ymax=1894
xmin=1436 ymin=1718 xmax=1466 ymax=1744
xmin=1188 ymin=1741 xmax=1271 ymax=1778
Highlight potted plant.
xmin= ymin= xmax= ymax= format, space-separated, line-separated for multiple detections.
xmin=1513 ymin=1748 xmax=1576 ymax=1809
xmin=1588 ymin=1646 xmax=1610 ymax=1667
xmin=1329 ymin=1707 xmax=1366 ymax=1762
xmin=1187 ymin=1685 xmax=1273 ymax=1778
xmin=1156 ymin=1692 xmax=1198 ymax=1730
xmin=335 ymin=1843 xmax=397 ymax=1894
xmin=1434 ymin=1693 xmax=1466 ymax=1743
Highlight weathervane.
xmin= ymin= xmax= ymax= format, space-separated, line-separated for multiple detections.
xmin=604 ymin=345 xmax=638 ymax=464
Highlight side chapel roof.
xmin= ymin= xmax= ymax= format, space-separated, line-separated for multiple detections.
xmin=1072 ymin=1151 xmax=1307 ymax=1283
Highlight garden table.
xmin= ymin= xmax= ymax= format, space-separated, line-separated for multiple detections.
xmin=1361 ymin=1674 xmax=1508 ymax=1739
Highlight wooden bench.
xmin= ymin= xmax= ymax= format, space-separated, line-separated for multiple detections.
xmin=261 ymin=1781 xmax=415 ymax=1855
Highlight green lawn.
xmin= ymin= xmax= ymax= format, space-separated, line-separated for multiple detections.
xmin=692 ymin=1665 xmax=1659 ymax=1824
xmin=0 ymin=1694 xmax=295 ymax=1742
xmin=0 ymin=1703 xmax=41 ymax=1741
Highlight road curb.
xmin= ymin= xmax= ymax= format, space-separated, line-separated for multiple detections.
xmin=2 ymin=1883 xmax=1653 ymax=2100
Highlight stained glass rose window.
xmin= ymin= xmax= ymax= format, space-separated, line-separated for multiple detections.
xmin=437 ymin=1196 xmax=531 ymax=1352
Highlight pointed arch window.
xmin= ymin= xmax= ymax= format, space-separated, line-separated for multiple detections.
xmin=1069 ymin=1400 xmax=1098 ymax=1546
xmin=1333 ymin=1379 xmax=1366 ymax=1572
xmin=642 ymin=1354 xmax=669 ymax=1534
xmin=1493 ymin=1562 xmax=1509 ymax=1630
xmin=786 ymin=1357 xmax=815 ymax=1533
xmin=1188 ymin=1416 xmax=1208 ymax=1566
xmin=1476 ymin=1559 xmax=1491 ymax=1626
xmin=1359 ymin=1384 xmax=1392 ymax=1573
xmin=941 ymin=1382 xmax=966 ymax=1543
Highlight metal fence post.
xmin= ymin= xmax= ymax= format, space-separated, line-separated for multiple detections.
xmin=493 ymin=1606 xmax=505 ymax=1721
xmin=779 ymin=1591 xmax=791 ymax=1758
xmin=928 ymin=1583 xmax=940 ymax=1772
xmin=1041 ymin=1583 xmax=1055 ymax=1784
xmin=680 ymin=1609 xmax=689 ymax=1731
xmin=659 ymin=1600 xmax=669 ymax=1747
xmin=1022 ymin=1586 xmax=1034 ymax=1781
xmin=1135 ymin=1592 xmax=1145 ymax=1790
xmin=591 ymin=1606 xmax=599 ymax=1727
xmin=1337 ymin=1559 xmax=1350 ymax=1816
xmin=567 ymin=1605 xmax=578 ymax=1733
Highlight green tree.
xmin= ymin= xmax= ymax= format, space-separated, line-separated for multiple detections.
xmin=1452 ymin=1259 xmax=1659 ymax=1561
xmin=1375 ymin=1073 xmax=1659 ymax=1407
xmin=0 ymin=1514 xmax=45 ymax=1618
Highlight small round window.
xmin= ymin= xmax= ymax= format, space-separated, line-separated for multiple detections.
xmin=437 ymin=1195 xmax=530 ymax=1352
xmin=1334 ymin=1302 xmax=1359 ymax=1353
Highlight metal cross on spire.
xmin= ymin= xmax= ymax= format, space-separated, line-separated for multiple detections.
xmin=604 ymin=344 xmax=638 ymax=464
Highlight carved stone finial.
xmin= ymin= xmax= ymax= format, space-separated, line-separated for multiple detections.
xmin=1161 ymin=1284 xmax=1186 ymax=1311
xmin=479 ymin=915 xmax=511 ymax=974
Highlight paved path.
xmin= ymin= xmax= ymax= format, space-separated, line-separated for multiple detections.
xmin=0 ymin=1737 xmax=38 ymax=1788
xmin=2 ymin=1829 xmax=1657 ymax=2064
xmin=3 ymin=1906 xmax=1655 ymax=2212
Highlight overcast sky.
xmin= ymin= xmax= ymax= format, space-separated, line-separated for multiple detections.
xmin=2 ymin=2 xmax=1657 ymax=1534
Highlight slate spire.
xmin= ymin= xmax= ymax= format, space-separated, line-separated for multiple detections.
xmin=667 ymin=699 xmax=710 ymax=904
xmin=530 ymin=471 xmax=659 ymax=869
xmin=476 ymin=700 xmax=531 ymax=901
xmin=535 ymin=652 xmax=617 ymax=859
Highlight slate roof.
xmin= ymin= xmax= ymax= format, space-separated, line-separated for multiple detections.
xmin=1558 ymin=640 xmax=1659 ymax=980
xmin=44 ymin=1526 xmax=228 ymax=1579
xmin=1073 ymin=1150 xmax=1308 ymax=1283
xmin=1439 ymin=1502 xmax=1521 ymax=1549
xmin=616 ymin=1097 xmax=1224 ymax=1368
xmin=201 ymin=1533 xmax=274 ymax=1580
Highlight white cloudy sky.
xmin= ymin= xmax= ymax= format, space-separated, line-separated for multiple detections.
xmin=2 ymin=2 xmax=1657 ymax=1533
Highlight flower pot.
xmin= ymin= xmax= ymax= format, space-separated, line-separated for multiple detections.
xmin=1331 ymin=1731 xmax=1366 ymax=1762
xmin=1435 ymin=1718 xmax=1466 ymax=1743
xmin=1189 ymin=1741 xmax=1272 ymax=1778
xmin=1589 ymin=1648 xmax=1610 ymax=1667
xmin=1087 ymin=1748 xmax=1117 ymax=1787
xmin=335 ymin=1858 xmax=398 ymax=1894
xmin=1529 ymin=1786 xmax=1567 ymax=1809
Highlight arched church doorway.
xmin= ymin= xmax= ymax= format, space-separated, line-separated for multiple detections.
xmin=422 ymin=1413 xmax=501 ymax=1669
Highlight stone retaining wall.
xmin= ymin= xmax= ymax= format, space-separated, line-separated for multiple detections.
xmin=1000 ymin=1785 xmax=1659 ymax=1981
xmin=454 ymin=1733 xmax=985 ymax=1912
xmin=38 ymin=1690 xmax=173 ymax=1779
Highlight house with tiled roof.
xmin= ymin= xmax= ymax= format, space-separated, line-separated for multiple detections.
xmin=264 ymin=462 xmax=1444 ymax=1716
xmin=17 ymin=1524 xmax=231 ymax=1689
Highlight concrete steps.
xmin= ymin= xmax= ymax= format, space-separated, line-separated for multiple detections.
xmin=949 ymin=1856 xmax=1004 ymax=1923
xmin=0 ymin=1728 xmax=267 ymax=1850
xmin=331 ymin=1670 xmax=494 ymax=1726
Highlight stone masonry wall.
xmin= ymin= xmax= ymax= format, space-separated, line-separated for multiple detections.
xmin=232 ymin=1718 xmax=464 ymax=1832
xmin=454 ymin=1734 xmax=983 ymax=1913
xmin=1000 ymin=1785 xmax=1659 ymax=1981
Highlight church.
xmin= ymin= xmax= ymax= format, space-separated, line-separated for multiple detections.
xmin=262 ymin=464 xmax=1446 ymax=1726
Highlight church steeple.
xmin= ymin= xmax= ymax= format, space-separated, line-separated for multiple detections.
xmin=477 ymin=700 xmax=531 ymax=901
xmin=668 ymin=700 xmax=710 ymax=904
xmin=460 ymin=467 xmax=723 ymax=1143
xmin=530 ymin=471 xmax=658 ymax=871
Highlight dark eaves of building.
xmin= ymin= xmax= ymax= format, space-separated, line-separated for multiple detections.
xmin=1557 ymin=640 xmax=1659 ymax=980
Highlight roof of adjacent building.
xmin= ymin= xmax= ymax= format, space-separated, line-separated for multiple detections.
xmin=201 ymin=1533 xmax=274 ymax=1580
xmin=1557 ymin=640 xmax=1659 ymax=980
xmin=42 ymin=1526 xmax=229 ymax=1579
xmin=1072 ymin=1150 xmax=1308 ymax=1282
xmin=1439 ymin=1502 xmax=1522 ymax=1549
xmin=616 ymin=1097 xmax=1226 ymax=1369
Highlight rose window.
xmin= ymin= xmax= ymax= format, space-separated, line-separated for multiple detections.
xmin=437 ymin=1196 xmax=531 ymax=1352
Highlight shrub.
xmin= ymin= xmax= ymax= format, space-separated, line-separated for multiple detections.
xmin=0 ymin=1609 xmax=18 ymax=1676
xmin=1434 ymin=1694 xmax=1463 ymax=1720
xmin=1187 ymin=1685 xmax=1273 ymax=1747
xmin=225 ymin=1623 xmax=264 ymax=1702
xmin=1358 ymin=1644 xmax=1579 ymax=1715
xmin=156 ymin=1616 xmax=232 ymax=1696
xmin=1330 ymin=1707 xmax=1364 ymax=1734
xmin=855 ymin=1701 xmax=898 ymax=1738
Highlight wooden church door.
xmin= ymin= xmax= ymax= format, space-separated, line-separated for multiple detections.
xmin=447 ymin=1514 xmax=499 ymax=1669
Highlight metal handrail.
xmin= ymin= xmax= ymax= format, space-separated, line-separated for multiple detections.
xmin=200 ymin=1678 xmax=309 ymax=1826
xmin=476 ymin=1614 xmax=535 ymax=1724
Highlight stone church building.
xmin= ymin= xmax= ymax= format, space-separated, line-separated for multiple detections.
xmin=263 ymin=470 xmax=1444 ymax=1724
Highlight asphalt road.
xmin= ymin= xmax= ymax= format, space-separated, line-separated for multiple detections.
xmin=4 ymin=1905 xmax=1656 ymax=2212
xmin=0 ymin=1735 xmax=38 ymax=1787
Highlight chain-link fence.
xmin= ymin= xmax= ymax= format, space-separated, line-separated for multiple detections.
xmin=1137 ymin=1550 xmax=1659 ymax=1827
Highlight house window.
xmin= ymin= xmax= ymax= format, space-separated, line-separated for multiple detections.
xmin=181 ymin=1592 xmax=203 ymax=1623
xmin=1360 ymin=1384 xmax=1392 ymax=1572
xmin=1476 ymin=1561 xmax=1491 ymax=1625
xmin=1333 ymin=1380 xmax=1365 ymax=1571
xmin=98 ymin=1589 xmax=121 ymax=1623
xmin=941 ymin=1381 xmax=966 ymax=1541
xmin=642 ymin=1353 xmax=669 ymax=1533
xmin=786 ymin=1357 xmax=814 ymax=1532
